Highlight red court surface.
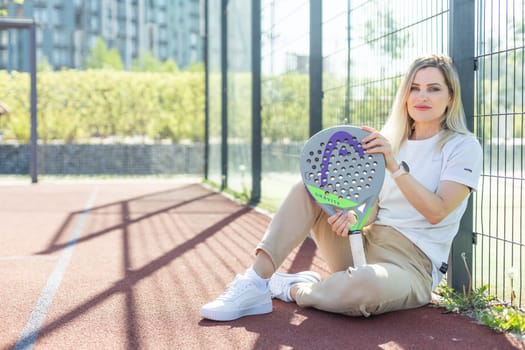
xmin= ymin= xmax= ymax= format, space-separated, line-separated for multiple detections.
xmin=0 ymin=179 xmax=523 ymax=350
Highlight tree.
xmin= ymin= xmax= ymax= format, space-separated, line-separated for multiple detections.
xmin=0 ymin=0 xmax=24 ymax=16
xmin=37 ymin=57 xmax=53 ymax=72
xmin=364 ymin=4 xmax=409 ymax=59
xmin=131 ymin=51 xmax=179 ymax=72
xmin=86 ymin=37 xmax=124 ymax=70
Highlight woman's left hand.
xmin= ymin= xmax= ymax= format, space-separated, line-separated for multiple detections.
xmin=327 ymin=210 xmax=357 ymax=236
xmin=360 ymin=126 xmax=399 ymax=173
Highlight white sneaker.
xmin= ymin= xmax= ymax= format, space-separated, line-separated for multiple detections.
xmin=200 ymin=274 xmax=272 ymax=321
xmin=269 ymin=271 xmax=321 ymax=302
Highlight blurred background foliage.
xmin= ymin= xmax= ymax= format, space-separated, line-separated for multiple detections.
xmin=0 ymin=35 xmax=206 ymax=144
xmin=0 ymin=67 xmax=352 ymax=144
xmin=0 ymin=69 xmax=205 ymax=143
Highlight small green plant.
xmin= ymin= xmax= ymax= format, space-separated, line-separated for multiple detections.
xmin=436 ymin=253 xmax=525 ymax=339
xmin=438 ymin=282 xmax=525 ymax=336
xmin=437 ymin=283 xmax=494 ymax=315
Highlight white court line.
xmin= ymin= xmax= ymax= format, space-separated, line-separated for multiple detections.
xmin=14 ymin=187 xmax=99 ymax=350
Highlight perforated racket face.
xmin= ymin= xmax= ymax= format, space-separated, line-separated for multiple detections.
xmin=300 ymin=126 xmax=385 ymax=215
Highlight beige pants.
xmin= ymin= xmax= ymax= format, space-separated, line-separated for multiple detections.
xmin=256 ymin=182 xmax=433 ymax=317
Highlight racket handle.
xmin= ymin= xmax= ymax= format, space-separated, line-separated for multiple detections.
xmin=349 ymin=232 xmax=367 ymax=268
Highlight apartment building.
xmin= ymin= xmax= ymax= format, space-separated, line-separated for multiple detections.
xmin=0 ymin=0 xmax=202 ymax=71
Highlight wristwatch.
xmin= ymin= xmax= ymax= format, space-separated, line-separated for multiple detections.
xmin=391 ymin=161 xmax=409 ymax=179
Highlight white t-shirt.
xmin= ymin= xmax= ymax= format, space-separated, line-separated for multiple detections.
xmin=374 ymin=132 xmax=482 ymax=290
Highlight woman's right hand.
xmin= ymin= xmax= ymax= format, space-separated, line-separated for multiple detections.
xmin=361 ymin=126 xmax=399 ymax=173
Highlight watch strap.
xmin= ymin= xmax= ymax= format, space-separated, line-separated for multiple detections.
xmin=392 ymin=161 xmax=409 ymax=179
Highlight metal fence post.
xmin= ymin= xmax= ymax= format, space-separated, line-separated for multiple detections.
xmin=448 ymin=0 xmax=476 ymax=291
xmin=29 ymin=21 xmax=37 ymax=184
xmin=0 ymin=18 xmax=38 ymax=183
xmin=203 ymin=0 xmax=209 ymax=180
xmin=220 ymin=0 xmax=228 ymax=190
xmin=309 ymin=0 xmax=322 ymax=136
xmin=251 ymin=0 xmax=262 ymax=204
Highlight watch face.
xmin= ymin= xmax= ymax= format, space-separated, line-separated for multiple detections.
xmin=401 ymin=161 xmax=410 ymax=173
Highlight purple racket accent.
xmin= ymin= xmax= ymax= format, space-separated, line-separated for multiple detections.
xmin=320 ymin=131 xmax=364 ymax=186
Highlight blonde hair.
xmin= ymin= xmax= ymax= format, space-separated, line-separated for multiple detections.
xmin=381 ymin=54 xmax=472 ymax=154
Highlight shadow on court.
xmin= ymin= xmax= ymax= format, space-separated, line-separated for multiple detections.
xmin=0 ymin=181 xmax=522 ymax=349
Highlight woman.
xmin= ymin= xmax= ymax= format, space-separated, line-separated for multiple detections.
xmin=201 ymin=54 xmax=483 ymax=321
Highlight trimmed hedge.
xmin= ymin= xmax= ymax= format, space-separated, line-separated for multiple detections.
xmin=0 ymin=70 xmax=205 ymax=143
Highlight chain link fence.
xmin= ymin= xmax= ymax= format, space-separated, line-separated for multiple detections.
xmin=205 ymin=0 xmax=524 ymax=307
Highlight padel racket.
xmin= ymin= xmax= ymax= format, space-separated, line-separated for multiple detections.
xmin=300 ymin=125 xmax=385 ymax=268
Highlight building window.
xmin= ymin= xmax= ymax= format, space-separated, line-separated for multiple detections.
xmin=34 ymin=8 xmax=48 ymax=23
xmin=90 ymin=17 xmax=98 ymax=31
